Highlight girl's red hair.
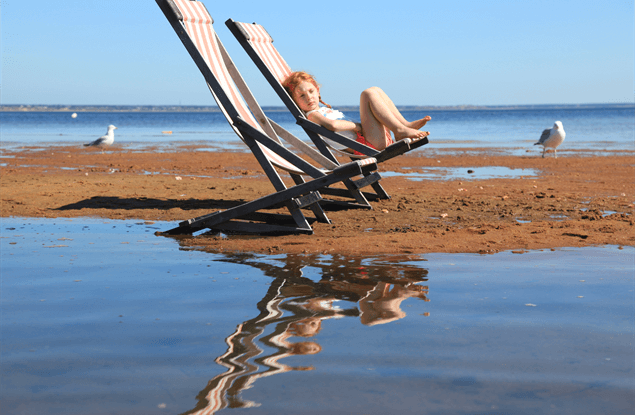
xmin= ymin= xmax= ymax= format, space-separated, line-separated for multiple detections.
xmin=282 ymin=71 xmax=318 ymax=95
xmin=282 ymin=71 xmax=331 ymax=109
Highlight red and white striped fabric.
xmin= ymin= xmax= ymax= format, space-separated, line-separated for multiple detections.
xmin=235 ymin=22 xmax=292 ymax=84
xmin=171 ymin=0 xmax=303 ymax=174
xmin=234 ymin=20 xmax=389 ymax=159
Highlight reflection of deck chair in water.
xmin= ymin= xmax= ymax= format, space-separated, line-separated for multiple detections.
xmin=186 ymin=276 xmax=358 ymax=414
xmin=226 ymin=20 xmax=430 ymax=180
xmin=182 ymin=253 xmax=429 ymax=414
xmin=156 ymin=0 xmax=384 ymax=235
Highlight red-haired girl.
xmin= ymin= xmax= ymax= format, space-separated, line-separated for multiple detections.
xmin=282 ymin=71 xmax=430 ymax=152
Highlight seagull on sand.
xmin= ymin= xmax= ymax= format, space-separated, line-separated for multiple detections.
xmin=84 ymin=125 xmax=117 ymax=153
xmin=534 ymin=121 xmax=565 ymax=158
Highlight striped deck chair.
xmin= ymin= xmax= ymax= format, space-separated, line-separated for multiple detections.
xmin=226 ymin=19 xmax=430 ymax=166
xmin=155 ymin=0 xmax=380 ymax=235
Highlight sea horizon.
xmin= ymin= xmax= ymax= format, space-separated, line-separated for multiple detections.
xmin=1 ymin=102 xmax=633 ymax=113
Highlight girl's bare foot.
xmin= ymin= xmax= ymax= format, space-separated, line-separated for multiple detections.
xmin=394 ymin=127 xmax=430 ymax=141
xmin=407 ymin=115 xmax=431 ymax=130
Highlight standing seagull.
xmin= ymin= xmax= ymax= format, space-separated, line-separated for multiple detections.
xmin=84 ymin=125 xmax=117 ymax=153
xmin=534 ymin=121 xmax=566 ymax=158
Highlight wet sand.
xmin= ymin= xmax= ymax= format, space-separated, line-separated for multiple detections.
xmin=1 ymin=144 xmax=633 ymax=254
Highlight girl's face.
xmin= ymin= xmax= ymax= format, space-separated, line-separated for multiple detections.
xmin=292 ymin=81 xmax=320 ymax=112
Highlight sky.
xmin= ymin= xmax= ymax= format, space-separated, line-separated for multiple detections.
xmin=1 ymin=0 xmax=633 ymax=107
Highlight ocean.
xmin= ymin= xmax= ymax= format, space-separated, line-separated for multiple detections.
xmin=1 ymin=105 xmax=633 ymax=153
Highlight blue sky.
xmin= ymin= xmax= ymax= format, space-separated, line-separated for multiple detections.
xmin=2 ymin=0 xmax=633 ymax=106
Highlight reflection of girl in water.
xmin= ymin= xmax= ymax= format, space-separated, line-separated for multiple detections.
xmin=183 ymin=253 xmax=430 ymax=414
xmin=358 ymin=282 xmax=430 ymax=326
xmin=288 ymin=317 xmax=322 ymax=338
xmin=272 ymin=317 xmax=324 ymax=371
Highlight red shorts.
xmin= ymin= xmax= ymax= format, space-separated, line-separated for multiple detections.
xmin=354 ymin=128 xmax=393 ymax=156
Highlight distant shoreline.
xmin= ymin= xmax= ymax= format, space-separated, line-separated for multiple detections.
xmin=1 ymin=103 xmax=633 ymax=113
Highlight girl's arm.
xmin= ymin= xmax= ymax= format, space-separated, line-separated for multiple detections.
xmin=307 ymin=112 xmax=362 ymax=134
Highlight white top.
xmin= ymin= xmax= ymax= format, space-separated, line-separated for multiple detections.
xmin=305 ymin=106 xmax=358 ymax=148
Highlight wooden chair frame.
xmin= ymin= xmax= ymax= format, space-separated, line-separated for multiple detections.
xmin=156 ymin=0 xmax=381 ymax=235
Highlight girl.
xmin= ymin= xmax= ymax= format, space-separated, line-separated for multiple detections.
xmin=282 ymin=71 xmax=430 ymax=152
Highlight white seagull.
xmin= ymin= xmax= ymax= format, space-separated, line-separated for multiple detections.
xmin=84 ymin=125 xmax=117 ymax=153
xmin=534 ymin=121 xmax=566 ymax=158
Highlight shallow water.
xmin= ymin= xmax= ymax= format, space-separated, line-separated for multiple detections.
xmin=382 ymin=166 xmax=539 ymax=181
xmin=1 ymin=218 xmax=633 ymax=414
xmin=1 ymin=106 xmax=633 ymax=154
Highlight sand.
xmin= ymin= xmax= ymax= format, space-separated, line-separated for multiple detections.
xmin=1 ymin=144 xmax=633 ymax=255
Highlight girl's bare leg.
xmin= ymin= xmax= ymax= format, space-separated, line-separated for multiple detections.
xmin=372 ymin=87 xmax=432 ymax=130
xmin=359 ymin=87 xmax=429 ymax=149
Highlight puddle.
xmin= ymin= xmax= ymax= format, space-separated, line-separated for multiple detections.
xmin=580 ymin=208 xmax=619 ymax=217
xmin=383 ymin=166 xmax=539 ymax=181
xmin=1 ymin=218 xmax=633 ymax=414
xmin=549 ymin=214 xmax=569 ymax=221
